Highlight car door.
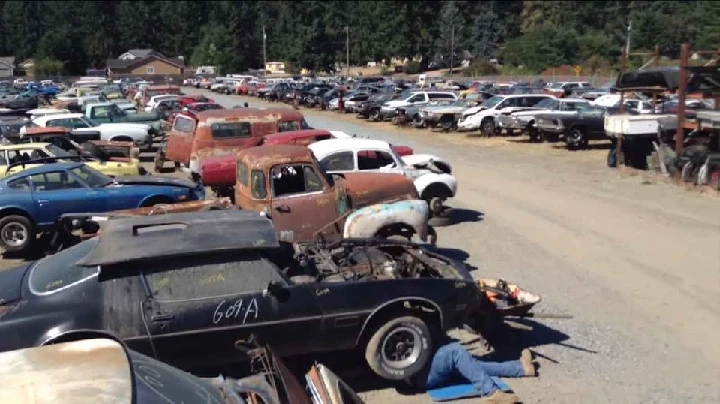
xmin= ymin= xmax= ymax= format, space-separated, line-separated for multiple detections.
xmin=268 ymin=163 xmax=341 ymax=242
xmin=28 ymin=169 xmax=108 ymax=225
xmin=139 ymin=252 xmax=323 ymax=368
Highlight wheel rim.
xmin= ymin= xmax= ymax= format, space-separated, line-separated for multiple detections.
xmin=430 ymin=197 xmax=445 ymax=215
xmin=371 ymin=110 xmax=379 ymax=120
xmin=1 ymin=222 xmax=28 ymax=247
xmin=569 ymin=129 xmax=583 ymax=145
xmin=482 ymin=121 xmax=494 ymax=136
xmin=381 ymin=326 xmax=422 ymax=368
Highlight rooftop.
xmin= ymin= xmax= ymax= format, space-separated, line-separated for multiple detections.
xmin=76 ymin=210 xmax=279 ymax=267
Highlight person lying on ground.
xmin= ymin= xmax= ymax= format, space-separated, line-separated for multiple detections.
xmin=406 ymin=342 xmax=537 ymax=403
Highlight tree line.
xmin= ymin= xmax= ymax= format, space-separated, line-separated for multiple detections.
xmin=0 ymin=0 xmax=716 ymax=76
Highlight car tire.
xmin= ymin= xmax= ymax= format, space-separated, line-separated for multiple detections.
xmin=413 ymin=114 xmax=426 ymax=129
xmin=566 ymin=127 xmax=587 ymax=150
xmin=365 ymin=315 xmax=433 ymax=381
xmin=0 ymin=215 xmax=36 ymax=253
xmin=481 ymin=119 xmax=495 ymax=137
xmin=369 ymin=109 xmax=380 ymax=122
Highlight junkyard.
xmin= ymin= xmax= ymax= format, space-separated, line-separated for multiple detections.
xmin=1 ymin=2 xmax=719 ymax=404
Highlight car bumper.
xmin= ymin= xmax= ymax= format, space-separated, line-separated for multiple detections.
xmin=379 ymin=107 xmax=397 ymax=120
xmin=496 ymin=116 xmax=528 ymax=130
xmin=457 ymin=116 xmax=481 ymax=131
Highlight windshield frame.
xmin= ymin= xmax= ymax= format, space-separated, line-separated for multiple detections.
xmin=482 ymin=96 xmax=504 ymax=109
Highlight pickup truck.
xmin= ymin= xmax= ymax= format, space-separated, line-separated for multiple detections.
xmin=495 ymin=97 xmax=590 ymax=141
xmin=83 ymin=102 xmax=164 ymax=137
xmin=234 ymin=144 xmax=435 ymax=244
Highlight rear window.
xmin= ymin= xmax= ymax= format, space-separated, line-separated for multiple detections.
xmin=211 ymin=122 xmax=251 ymax=139
xmin=278 ymin=121 xmax=301 ymax=132
xmin=237 ymin=161 xmax=249 ymax=186
xmin=429 ymin=93 xmax=456 ymax=100
xmin=29 ymin=239 xmax=99 ymax=295
xmin=172 ymin=116 xmax=195 ymax=133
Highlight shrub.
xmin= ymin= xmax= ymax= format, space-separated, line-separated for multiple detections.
xmin=404 ymin=61 xmax=421 ymax=75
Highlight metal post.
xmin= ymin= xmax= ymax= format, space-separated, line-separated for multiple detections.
xmin=652 ymin=45 xmax=659 ymax=113
xmin=263 ymin=26 xmax=267 ymax=77
xmin=450 ymin=26 xmax=455 ymax=76
xmin=346 ymin=26 xmax=350 ymax=79
xmin=676 ymin=43 xmax=690 ymax=156
xmin=620 ymin=46 xmax=627 ymax=113
xmin=626 ymin=20 xmax=632 ymax=56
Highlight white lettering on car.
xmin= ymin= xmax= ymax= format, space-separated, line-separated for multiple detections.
xmin=212 ymin=298 xmax=259 ymax=325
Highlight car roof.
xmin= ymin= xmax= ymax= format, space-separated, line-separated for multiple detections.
xmin=33 ymin=113 xmax=84 ymax=126
xmin=0 ymin=142 xmax=49 ymax=150
xmin=194 ymin=108 xmax=303 ymax=122
xmin=1 ymin=162 xmax=84 ymax=181
xmin=76 ymin=210 xmax=280 ymax=267
xmin=0 ymin=339 xmax=132 ymax=404
xmin=560 ymin=98 xmax=589 ymax=103
xmin=308 ymin=138 xmax=391 ymax=157
xmin=237 ymin=145 xmax=315 ymax=170
xmin=263 ymin=129 xmax=332 ymax=143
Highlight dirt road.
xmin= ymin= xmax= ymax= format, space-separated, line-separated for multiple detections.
xmin=215 ymin=92 xmax=719 ymax=403
xmin=3 ymin=90 xmax=718 ymax=403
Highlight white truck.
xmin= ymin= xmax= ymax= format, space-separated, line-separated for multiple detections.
xmin=32 ymin=113 xmax=153 ymax=150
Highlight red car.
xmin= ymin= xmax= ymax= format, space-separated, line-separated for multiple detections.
xmin=178 ymin=94 xmax=215 ymax=107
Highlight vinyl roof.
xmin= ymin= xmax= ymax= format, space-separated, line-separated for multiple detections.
xmin=76 ymin=210 xmax=279 ymax=267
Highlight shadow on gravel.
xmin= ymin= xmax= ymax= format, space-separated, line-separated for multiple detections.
xmin=551 ymin=143 xmax=611 ymax=151
xmin=451 ymin=208 xmax=484 ymax=225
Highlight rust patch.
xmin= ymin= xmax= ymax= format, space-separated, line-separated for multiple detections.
xmin=109 ymin=198 xmax=232 ymax=217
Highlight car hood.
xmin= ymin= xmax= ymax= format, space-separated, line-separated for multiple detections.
xmin=401 ymin=154 xmax=452 ymax=173
xmin=96 ymin=122 xmax=151 ymax=131
xmin=0 ymin=262 xmax=32 ymax=306
xmin=338 ymin=172 xmax=418 ymax=208
xmin=383 ymin=100 xmax=407 ymax=108
xmin=113 ymin=175 xmax=197 ymax=189
xmin=462 ymin=105 xmax=488 ymax=116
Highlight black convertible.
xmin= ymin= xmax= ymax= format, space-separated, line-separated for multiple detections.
xmin=0 ymin=210 xmax=540 ymax=381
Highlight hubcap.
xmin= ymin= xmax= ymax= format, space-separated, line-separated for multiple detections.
xmin=381 ymin=326 xmax=422 ymax=368
xmin=1 ymin=222 xmax=28 ymax=248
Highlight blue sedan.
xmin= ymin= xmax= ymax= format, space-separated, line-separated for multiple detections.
xmin=0 ymin=162 xmax=205 ymax=253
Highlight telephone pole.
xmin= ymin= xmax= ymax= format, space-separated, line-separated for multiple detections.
xmin=263 ymin=26 xmax=267 ymax=77
xmin=625 ymin=20 xmax=632 ymax=55
xmin=345 ymin=26 xmax=350 ymax=79
xmin=450 ymin=26 xmax=455 ymax=76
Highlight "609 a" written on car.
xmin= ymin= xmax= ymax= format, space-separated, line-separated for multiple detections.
xmin=212 ymin=298 xmax=260 ymax=325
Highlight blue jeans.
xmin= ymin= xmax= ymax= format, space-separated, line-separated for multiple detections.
xmin=426 ymin=342 xmax=524 ymax=396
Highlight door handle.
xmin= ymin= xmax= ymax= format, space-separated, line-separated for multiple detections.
xmin=275 ymin=205 xmax=290 ymax=213
xmin=151 ymin=314 xmax=174 ymax=322
xmin=37 ymin=199 xmax=49 ymax=204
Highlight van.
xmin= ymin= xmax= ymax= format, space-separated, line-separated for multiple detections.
xmin=163 ymin=108 xmax=309 ymax=173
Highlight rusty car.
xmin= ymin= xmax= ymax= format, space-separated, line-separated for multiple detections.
xmin=0 ymin=210 xmax=540 ymax=381
xmin=0 ymin=337 xmax=361 ymax=404
xmin=233 ymin=145 xmax=434 ymax=243
xmin=155 ymin=108 xmax=310 ymax=174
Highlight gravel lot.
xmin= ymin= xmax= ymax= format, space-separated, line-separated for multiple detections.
xmin=4 ymin=90 xmax=719 ymax=403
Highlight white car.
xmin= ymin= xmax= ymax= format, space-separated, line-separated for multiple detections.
xmin=33 ymin=113 xmax=153 ymax=149
xmin=590 ymin=94 xmax=622 ymax=108
xmin=380 ymin=91 xmax=457 ymax=121
xmin=144 ymin=95 xmax=179 ymax=112
xmin=309 ymin=138 xmax=457 ymax=217
xmin=25 ymin=108 xmax=71 ymax=120
xmin=457 ymin=94 xmax=554 ymax=134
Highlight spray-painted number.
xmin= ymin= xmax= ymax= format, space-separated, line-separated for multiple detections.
xmin=212 ymin=298 xmax=259 ymax=325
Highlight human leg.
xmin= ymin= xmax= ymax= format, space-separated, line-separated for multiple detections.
xmin=426 ymin=342 xmax=499 ymax=396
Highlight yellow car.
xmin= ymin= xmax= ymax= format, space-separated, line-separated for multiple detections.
xmin=0 ymin=143 xmax=141 ymax=178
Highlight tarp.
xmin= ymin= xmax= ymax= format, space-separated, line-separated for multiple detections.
xmin=614 ymin=67 xmax=681 ymax=91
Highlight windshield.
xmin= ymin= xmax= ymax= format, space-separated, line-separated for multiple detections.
xmin=71 ymin=165 xmax=113 ymax=187
xmin=550 ymin=83 xmax=564 ymax=89
xmin=128 ymin=350 xmax=227 ymax=404
xmin=46 ymin=144 xmax=73 ymax=158
xmin=482 ymin=96 xmax=504 ymax=108
xmin=29 ymin=239 xmax=99 ymax=295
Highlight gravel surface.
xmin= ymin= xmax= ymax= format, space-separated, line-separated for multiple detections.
xmin=3 ymin=90 xmax=718 ymax=403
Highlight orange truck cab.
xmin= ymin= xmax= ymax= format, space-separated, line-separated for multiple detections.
xmin=160 ymin=108 xmax=309 ymax=175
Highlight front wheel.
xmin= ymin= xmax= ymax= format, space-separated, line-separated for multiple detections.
xmin=481 ymin=119 xmax=496 ymax=137
xmin=566 ymin=128 xmax=588 ymax=150
xmin=365 ymin=316 xmax=433 ymax=381
xmin=0 ymin=215 xmax=36 ymax=253
xmin=369 ymin=109 xmax=380 ymax=122
xmin=413 ymin=114 xmax=426 ymax=128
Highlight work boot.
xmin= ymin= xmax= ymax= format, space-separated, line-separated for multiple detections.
xmin=479 ymin=390 xmax=520 ymax=403
xmin=520 ymin=348 xmax=536 ymax=377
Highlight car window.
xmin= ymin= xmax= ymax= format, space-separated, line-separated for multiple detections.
xmin=71 ymin=165 xmax=112 ymax=187
xmin=6 ymin=149 xmax=33 ymax=165
xmin=26 ymin=148 xmax=50 ymax=160
xmin=251 ymin=169 xmax=266 ymax=199
xmin=211 ymin=122 xmax=251 ymax=139
xmin=499 ymin=98 xmax=518 ymax=108
xmin=91 ymin=105 xmax=112 ymax=119
xmin=29 ymin=239 xmax=99 ymax=295
xmin=320 ymin=151 xmax=354 ymax=171
xmin=144 ymin=252 xmax=284 ymax=300
xmin=237 ymin=161 xmax=249 ymax=187
xmin=172 ymin=116 xmax=195 ymax=134
xmin=0 ymin=151 xmax=6 ymax=165
xmin=407 ymin=94 xmax=424 ymax=103
xmin=430 ymin=93 xmax=456 ymax=100
xmin=357 ymin=150 xmax=396 ymax=170
xmin=30 ymin=171 xmax=85 ymax=191
xmin=67 ymin=118 xmax=90 ymax=129
xmin=278 ymin=121 xmax=301 ymax=132
xmin=6 ymin=177 xmax=31 ymax=190
xmin=271 ymin=164 xmax=324 ymax=197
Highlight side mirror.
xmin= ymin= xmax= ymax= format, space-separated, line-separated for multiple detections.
xmin=262 ymin=281 xmax=290 ymax=301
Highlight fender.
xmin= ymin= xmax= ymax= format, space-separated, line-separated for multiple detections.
xmin=343 ymin=199 xmax=429 ymax=242
xmin=40 ymin=327 xmax=120 ymax=346
xmin=414 ymin=173 xmax=457 ymax=198
xmin=355 ymin=297 xmax=444 ymax=345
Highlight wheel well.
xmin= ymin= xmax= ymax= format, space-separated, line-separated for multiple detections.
xmin=357 ymin=299 xmax=443 ymax=346
xmin=110 ymin=135 xmax=134 ymax=142
xmin=440 ymin=114 xmax=455 ymax=123
xmin=140 ymin=195 xmax=174 ymax=207
xmin=0 ymin=207 xmax=32 ymax=221
xmin=42 ymin=330 xmax=121 ymax=346
xmin=421 ymin=182 xmax=453 ymax=201
xmin=374 ymin=222 xmax=415 ymax=238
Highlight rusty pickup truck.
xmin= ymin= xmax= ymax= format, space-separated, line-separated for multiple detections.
xmin=235 ymin=145 xmax=434 ymax=244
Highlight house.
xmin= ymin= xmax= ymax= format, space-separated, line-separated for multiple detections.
xmin=265 ymin=61 xmax=286 ymax=75
xmin=106 ymin=49 xmax=185 ymax=77
xmin=0 ymin=57 xmax=15 ymax=78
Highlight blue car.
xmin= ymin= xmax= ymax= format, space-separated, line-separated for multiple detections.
xmin=0 ymin=162 xmax=205 ymax=253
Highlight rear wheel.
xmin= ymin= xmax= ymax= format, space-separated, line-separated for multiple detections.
xmin=566 ymin=127 xmax=588 ymax=150
xmin=413 ymin=114 xmax=426 ymax=129
xmin=0 ymin=215 xmax=36 ymax=253
xmin=369 ymin=109 xmax=381 ymax=122
xmin=365 ymin=316 xmax=433 ymax=381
